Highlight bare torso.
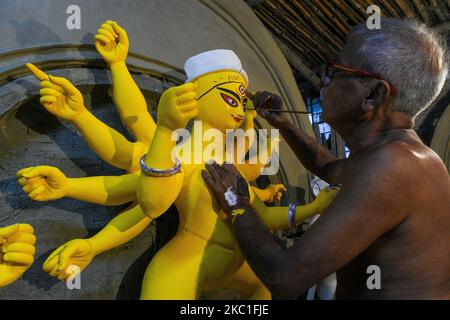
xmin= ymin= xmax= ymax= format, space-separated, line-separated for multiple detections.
xmin=336 ymin=130 xmax=450 ymax=299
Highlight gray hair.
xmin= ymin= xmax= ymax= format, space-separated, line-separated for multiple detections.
xmin=348 ymin=18 xmax=448 ymax=119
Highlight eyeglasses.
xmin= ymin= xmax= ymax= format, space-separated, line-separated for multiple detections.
xmin=322 ymin=61 xmax=396 ymax=96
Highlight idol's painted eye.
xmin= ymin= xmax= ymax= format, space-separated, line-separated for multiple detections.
xmin=221 ymin=92 xmax=238 ymax=107
xmin=242 ymin=97 xmax=248 ymax=107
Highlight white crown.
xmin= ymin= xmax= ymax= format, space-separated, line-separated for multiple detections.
xmin=184 ymin=49 xmax=248 ymax=84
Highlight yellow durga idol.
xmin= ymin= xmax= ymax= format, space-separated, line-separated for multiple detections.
xmin=16 ymin=20 xmax=338 ymax=297
xmin=137 ymin=49 xmax=336 ymax=299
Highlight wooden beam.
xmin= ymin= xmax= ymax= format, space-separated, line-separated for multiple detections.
xmin=274 ymin=38 xmax=322 ymax=90
xmin=395 ymin=0 xmax=416 ymax=19
xmin=434 ymin=21 xmax=450 ymax=34
xmin=246 ymin=0 xmax=267 ymax=8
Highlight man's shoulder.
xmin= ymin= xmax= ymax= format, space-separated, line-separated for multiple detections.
xmin=339 ymin=141 xmax=426 ymax=220
xmin=348 ymin=139 xmax=430 ymax=197
xmin=361 ymin=139 xmax=429 ymax=173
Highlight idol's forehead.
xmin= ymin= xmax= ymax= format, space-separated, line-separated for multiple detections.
xmin=216 ymin=82 xmax=246 ymax=96
xmin=194 ymin=70 xmax=248 ymax=101
xmin=194 ymin=70 xmax=248 ymax=87
xmin=218 ymin=72 xmax=246 ymax=83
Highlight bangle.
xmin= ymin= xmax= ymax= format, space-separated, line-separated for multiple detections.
xmin=230 ymin=208 xmax=247 ymax=224
xmin=288 ymin=203 xmax=297 ymax=228
xmin=140 ymin=154 xmax=182 ymax=177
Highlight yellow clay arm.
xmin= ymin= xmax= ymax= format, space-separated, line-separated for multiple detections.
xmin=251 ymin=184 xmax=286 ymax=203
xmin=137 ymin=82 xmax=197 ymax=218
xmin=88 ymin=204 xmax=151 ymax=255
xmin=17 ymin=166 xmax=138 ymax=206
xmin=252 ymin=187 xmax=340 ymax=230
xmin=251 ymin=186 xmax=272 ymax=202
xmin=26 ymin=63 xmax=146 ymax=173
xmin=252 ymin=197 xmax=318 ymax=230
xmin=66 ymin=173 xmax=138 ymax=206
xmin=42 ymin=205 xmax=152 ymax=280
xmin=71 ymin=111 xmax=147 ymax=172
xmin=110 ymin=62 xmax=155 ymax=146
xmin=138 ymin=126 xmax=184 ymax=218
xmin=95 ymin=20 xmax=155 ymax=145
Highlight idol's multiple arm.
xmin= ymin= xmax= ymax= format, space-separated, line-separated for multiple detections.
xmin=6 ymin=22 xmax=339 ymax=289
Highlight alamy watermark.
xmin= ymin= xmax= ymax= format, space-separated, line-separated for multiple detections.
xmin=66 ymin=5 xmax=81 ymax=30
xmin=366 ymin=264 xmax=381 ymax=290
xmin=171 ymin=121 xmax=280 ymax=175
xmin=66 ymin=265 xmax=81 ymax=290
xmin=367 ymin=5 xmax=381 ymax=30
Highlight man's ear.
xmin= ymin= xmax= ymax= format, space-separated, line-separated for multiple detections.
xmin=361 ymin=80 xmax=390 ymax=112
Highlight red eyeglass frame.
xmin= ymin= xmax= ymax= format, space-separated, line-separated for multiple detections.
xmin=325 ymin=61 xmax=396 ymax=96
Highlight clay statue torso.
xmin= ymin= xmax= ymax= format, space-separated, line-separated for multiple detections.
xmin=175 ymin=162 xmax=257 ymax=250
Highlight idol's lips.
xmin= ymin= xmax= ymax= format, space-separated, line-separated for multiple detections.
xmin=232 ymin=115 xmax=243 ymax=123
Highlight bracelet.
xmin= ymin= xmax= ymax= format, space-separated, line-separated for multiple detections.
xmin=140 ymin=154 xmax=182 ymax=177
xmin=288 ymin=203 xmax=297 ymax=228
xmin=230 ymin=208 xmax=246 ymax=224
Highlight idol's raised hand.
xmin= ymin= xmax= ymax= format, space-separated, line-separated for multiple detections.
xmin=95 ymin=20 xmax=129 ymax=65
xmin=157 ymin=82 xmax=198 ymax=131
xmin=26 ymin=63 xmax=86 ymax=121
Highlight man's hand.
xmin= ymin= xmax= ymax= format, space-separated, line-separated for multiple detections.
xmin=311 ymin=186 xmax=340 ymax=214
xmin=26 ymin=63 xmax=86 ymax=121
xmin=202 ymin=162 xmax=251 ymax=223
xmin=157 ymin=82 xmax=198 ymax=131
xmin=43 ymin=239 xmax=94 ymax=281
xmin=0 ymin=224 xmax=36 ymax=288
xmin=17 ymin=166 xmax=69 ymax=201
xmin=94 ymin=20 xmax=129 ymax=65
xmin=247 ymin=91 xmax=288 ymax=127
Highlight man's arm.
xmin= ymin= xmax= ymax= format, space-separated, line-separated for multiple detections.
xmin=249 ymin=91 xmax=345 ymax=185
xmin=203 ymin=146 xmax=415 ymax=298
xmin=279 ymin=120 xmax=346 ymax=185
